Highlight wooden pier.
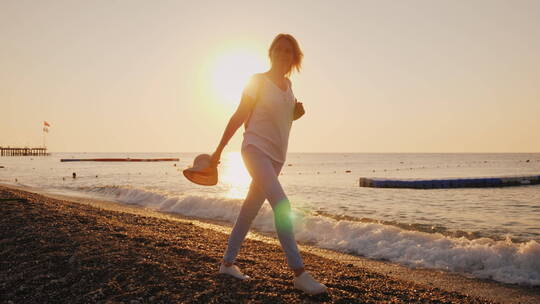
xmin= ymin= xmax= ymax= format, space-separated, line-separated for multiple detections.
xmin=0 ymin=147 xmax=49 ymax=156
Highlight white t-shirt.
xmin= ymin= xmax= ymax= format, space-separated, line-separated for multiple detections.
xmin=242 ymin=74 xmax=296 ymax=163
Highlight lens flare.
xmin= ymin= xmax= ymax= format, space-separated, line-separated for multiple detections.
xmin=273 ymin=198 xmax=294 ymax=232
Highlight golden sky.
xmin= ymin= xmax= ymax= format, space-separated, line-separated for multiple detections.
xmin=1 ymin=0 xmax=539 ymax=152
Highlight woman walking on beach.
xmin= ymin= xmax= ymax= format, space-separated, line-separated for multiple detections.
xmin=210 ymin=34 xmax=327 ymax=295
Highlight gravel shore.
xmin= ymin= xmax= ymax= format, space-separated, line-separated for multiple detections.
xmin=0 ymin=186 xmax=495 ymax=303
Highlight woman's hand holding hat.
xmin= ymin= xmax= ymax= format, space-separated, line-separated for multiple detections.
xmin=210 ymin=150 xmax=221 ymax=168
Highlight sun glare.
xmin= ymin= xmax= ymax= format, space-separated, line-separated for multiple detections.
xmin=220 ymin=151 xmax=251 ymax=199
xmin=209 ymin=49 xmax=267 ymax=109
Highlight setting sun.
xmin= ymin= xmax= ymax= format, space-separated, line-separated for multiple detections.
xmin=208 ymin=48 xmax=267 ymax=108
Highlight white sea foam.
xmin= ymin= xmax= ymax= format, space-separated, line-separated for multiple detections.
xmin=84 ymin=185 xmax=540 ymax=286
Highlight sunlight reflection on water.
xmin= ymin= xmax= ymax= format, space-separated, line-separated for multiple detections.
xmin=220 ymin=152 xmax=250 ymax=199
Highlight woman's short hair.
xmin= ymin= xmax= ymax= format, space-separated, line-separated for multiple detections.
xmin=268 ymin=34 xmax=303 ymax=76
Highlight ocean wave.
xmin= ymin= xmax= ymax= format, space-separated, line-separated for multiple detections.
xmin=82 ymin=185 xmax=540 ymax=286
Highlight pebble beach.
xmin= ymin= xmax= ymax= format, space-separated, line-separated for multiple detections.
xmin=4 ymin=185 xmax=540 ymax=303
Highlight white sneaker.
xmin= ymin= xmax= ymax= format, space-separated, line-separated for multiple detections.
xmin=293 ymin=272 xmax=327 ymax=295
xmin=219 ymin=264 xmax=250 ymax=280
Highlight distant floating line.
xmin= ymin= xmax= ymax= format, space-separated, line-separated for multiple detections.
xmin=359 ymin=175 xmax=540 ymax=189
xmin=60 ymin=158 xmax=179 ymax=162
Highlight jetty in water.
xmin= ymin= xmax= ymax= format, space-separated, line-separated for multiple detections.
xmin=359 ymin=175 xmax=540 ymax=189
xmin=60 ymin=158 xmax=179 ymax=162
xmin=1 ymin=147 xmax=48 ymax=156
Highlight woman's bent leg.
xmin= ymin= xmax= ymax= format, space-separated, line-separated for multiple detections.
xmin=242 ymin=146 xmax=304 ymax=270
xmin=223 ymin=181 xmax=266 ymax=264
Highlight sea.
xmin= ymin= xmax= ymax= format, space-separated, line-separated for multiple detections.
xmin=1 ymin=152 xmax=539 ymax=286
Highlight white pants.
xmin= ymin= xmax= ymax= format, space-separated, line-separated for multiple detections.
xmin=223 ymin=145 xmax=304 ymax=269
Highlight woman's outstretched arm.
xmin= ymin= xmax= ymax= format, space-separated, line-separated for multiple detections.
xmin=210 ymin=93 xmax=256 ymax=167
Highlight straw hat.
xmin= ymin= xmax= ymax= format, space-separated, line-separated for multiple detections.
xmin=183 ymin=154 xmax=218 ymax=186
